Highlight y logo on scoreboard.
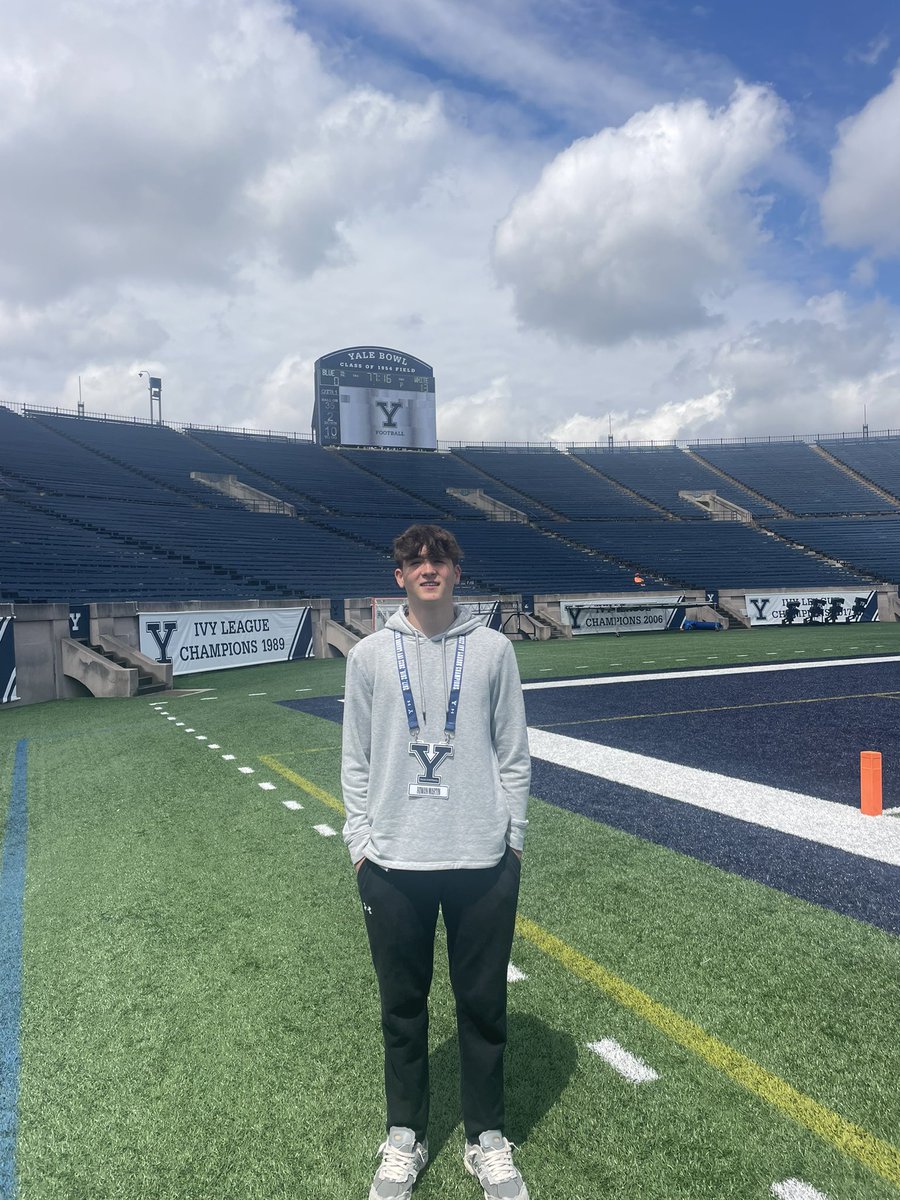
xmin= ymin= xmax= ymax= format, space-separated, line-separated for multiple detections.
xmin=376 ymin=401 xmax=403 ymax=428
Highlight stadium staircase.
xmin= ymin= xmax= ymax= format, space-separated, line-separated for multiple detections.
xmin=449 ymin=451 xmax=567 ymax=520
xmin=190 ymin=472 xmax=296 ymax=515
xmin=445 ymin=488 xmax=528 ymax=521
xmin=61 ymin=636 xmax=170 ymax=698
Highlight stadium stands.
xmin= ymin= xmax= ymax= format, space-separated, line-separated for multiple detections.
xmin=454 ymin=447 xmax=659 ymax=520
xmin=766 ymin=517 xmax=900 ymax=584
xmin=693 ymin=442 xmax=895 ymax=516
xmin=320 ymin=517 xmax=667 ymax=594
xmin=819 ymin=437 xmax=900 ymax=502
xmin=553 ymin=521 xmax=868 ymax=589
xmin=190 ymin=429 xmax=441 ymax=517
xmin=573 ymin=447 xmax=776 ymax=518
xmin=339 ymin=447 xmax=539 ymax=519
xmin=0 ymin=406 xmax=894 ymax=603
xmin=32 ymin=412 xmax=285 ymax=508
xmin=0 ymin=495 xmax=239 ymax=602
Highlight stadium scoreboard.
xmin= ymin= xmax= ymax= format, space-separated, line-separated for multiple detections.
xmin=313 ymin=346 xmax=436 ymax=449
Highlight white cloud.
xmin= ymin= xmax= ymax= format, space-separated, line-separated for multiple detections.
xmin=687 ymin=301 xmax=898 ymax=436
xmin=821 ymin=67 xmax=900 ymax=258
xmin=0 ymin=0 xmax=445 ymax=303
xmin=549 ymin=389 xmax=730 ymax=444
xmin=437 ymin=377 xmax=515 ymax=443
xmin=492 ymin=83 xmax=787 ymax=346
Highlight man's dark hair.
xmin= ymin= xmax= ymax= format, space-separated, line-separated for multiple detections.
xmin=392 ymin=524 xmax=463 ymax=566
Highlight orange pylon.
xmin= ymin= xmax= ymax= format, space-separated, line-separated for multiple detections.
xmin=860 ymin=751 xmax=883 ymax=817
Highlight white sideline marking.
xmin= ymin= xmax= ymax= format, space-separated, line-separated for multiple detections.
xmin=167 ymin=716 xmax=177 ymax=721
xmin=175 ymin=722 xmax=185 ymax=727
xmin=196 ymin=735 xmax=207 ymax=741
xmin=258 ymin=782 xmax=276 ymax=791
xmin=184 ymin=728 xmax=194 ymax=733
xmin=523 ymin=654 xmax=900 ymax=691
xmin=528 ymin=728 xmax=900 ymax=866
xmin=222 ymin=754 xmax=235 ymax=761
xmin=200 ymin=696 xmax=217 ymax=700
xmin=208 ymin=743 xmax=221 ymax=750
xmin=507 ymin=963 xmax=527 ymax=983
xmin=314 ymin=824 xmax=337 ymax=837
xmin=282 ymin=800 xmax=304 ymax=810
xmin=296 ymin=688 xmax=311 ymax=692
xmin=238 ymin=766 xmax=254 ymax=774
xmin=771 ymin=1181 xmax=829 ymax=1200
xmin=588 ymin=1039 xmax=659 ymax=1084
xmin=249 ymin=692 xmax=267 ymax=696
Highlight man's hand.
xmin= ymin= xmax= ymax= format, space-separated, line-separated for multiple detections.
xmin=354 ymin=857 xmax=366 ymax=873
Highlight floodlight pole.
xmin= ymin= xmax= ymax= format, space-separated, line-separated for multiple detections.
xmin=138 ymin=371 xmax=163 ymax=424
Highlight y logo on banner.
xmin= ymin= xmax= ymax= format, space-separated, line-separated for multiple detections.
xmin=145 ymin=621 xmax=177 ymax=663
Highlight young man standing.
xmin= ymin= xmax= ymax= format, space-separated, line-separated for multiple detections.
xmin=342 ymin=524 xmax=531 ymax=1200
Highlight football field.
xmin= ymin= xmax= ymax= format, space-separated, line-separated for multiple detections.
xmin=2 ymin=624 xmax=900 ymax=1200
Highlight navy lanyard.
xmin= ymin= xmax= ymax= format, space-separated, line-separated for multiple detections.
xmin=394 ymin=630 xmax=466 ymax=739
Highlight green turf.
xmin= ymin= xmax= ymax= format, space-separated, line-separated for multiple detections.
xmin=2 ymin=627 xmax=900 ymax=1198
xmin=511 ymin=620 xmax=900 ymax=680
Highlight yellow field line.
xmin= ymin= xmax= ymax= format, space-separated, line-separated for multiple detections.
xmin=516 ymin=915 xmax=900 ymax=1190
xmin=532 ymin=690 xmax=900 ymax=729
xmin=259 ymin=755 xmax=345 ymax=816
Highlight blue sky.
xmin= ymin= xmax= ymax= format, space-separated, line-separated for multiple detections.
xmin=2 ymin=0 xmax=900 ymax=442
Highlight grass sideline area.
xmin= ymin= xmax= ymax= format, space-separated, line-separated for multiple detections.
xmin=1 ymin=623 xmax=900 ymax=1199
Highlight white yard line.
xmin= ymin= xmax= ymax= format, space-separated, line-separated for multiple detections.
xmin=507 ymin=964 xmax=527 ymax=983
xmin=314 ymin=824 xmax=337 ymax=837
xmin=523 ymin=655 xmax=900 ymax=691
xmin=282 ymin=800 xmax=304 ymax=810
xmin=258 ymin=782 xmax=276 ymax=791
xmin=771 ymin=1181 xmax=829 ymax=1200
xmin=587 ymin=1039 xmax=659 ymax=1084
xmin=528 ymin=728 xmax=900 ymax=866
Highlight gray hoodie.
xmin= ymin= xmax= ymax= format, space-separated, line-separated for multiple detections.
xmin=341 ymin=606 xmax=531 ymax=870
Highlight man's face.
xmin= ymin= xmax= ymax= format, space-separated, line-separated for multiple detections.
xmin=395 ymin=545 xmax=461 ymax=606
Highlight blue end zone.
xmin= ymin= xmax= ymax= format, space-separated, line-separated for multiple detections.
xmin=277 ymin=665 xmax=900 ymax=935
xmin=278 ymin=697 xmax=346 ymax=723
xmin=0 ymin=739 xmax=27 ymax=1200
xmin=532 ymin=757 xmax=900 ymax=937
xmin=525 ymin=661 xmax=900 ymax=808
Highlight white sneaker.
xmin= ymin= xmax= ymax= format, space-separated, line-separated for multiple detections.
xmin=369 ymin=1126 xmax=428 ymax=1200
xmin=463 ymin=1130 xmax=529 ymax=1199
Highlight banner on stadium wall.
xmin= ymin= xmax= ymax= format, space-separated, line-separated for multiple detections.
xmin=68 ymin=605 xmax=91 ymax=643
xmin=559 ymin=596 xmax=687 ymax=635
xmin=372 ymin=599 xmax=503 ymax=632
xmin=1 ymin=617 xmax=18 ymax=703
xmin=138 ymin=607 xmax=314 ymax=675
xmin=745 ymin=590 xmax=879 ymax=626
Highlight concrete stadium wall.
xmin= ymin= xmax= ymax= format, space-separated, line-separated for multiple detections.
xmin=0 ymin=603 xmax=83 ymax=705
xmin=1 ymin=597 xmax=332 ymax=707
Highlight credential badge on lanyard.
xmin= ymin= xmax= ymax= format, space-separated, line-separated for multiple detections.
xmin=394 ymin=631 xmax=466 ymax=799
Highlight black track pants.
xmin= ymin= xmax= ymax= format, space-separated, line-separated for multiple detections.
xmin=356 ymin=849 xmax=521 ymax=1142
